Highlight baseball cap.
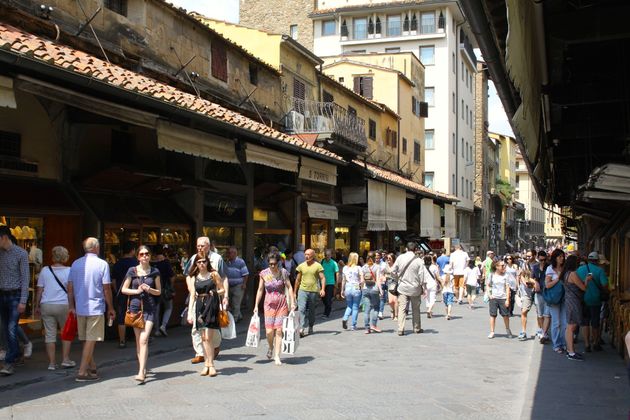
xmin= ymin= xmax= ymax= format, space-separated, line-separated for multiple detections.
xmin=587 ymin=251 xmax=599 ymax=260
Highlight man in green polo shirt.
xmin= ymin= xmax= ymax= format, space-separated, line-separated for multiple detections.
xmin=295 ymin=248 xmax=326 ymax=337
xmin=576 ymin=251 xmax=609 ymax=352
xmin=320 ymin=249 xmax=339 ymax=319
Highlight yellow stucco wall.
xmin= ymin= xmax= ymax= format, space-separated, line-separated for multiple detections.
xmin=491 ymin=132 xmax=517 ymax=185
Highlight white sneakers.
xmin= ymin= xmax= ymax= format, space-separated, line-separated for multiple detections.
xmin=23 ymin=342 xmax=33 ymax=358
xmin=487 ymin=332 xmax=495 ymax=339
xmin=0 ymin=350 xmax=6 ymax=361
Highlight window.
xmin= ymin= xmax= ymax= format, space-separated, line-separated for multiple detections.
xmin=410 ymin=13 xmax=417 ymax=31
xmin=452 ymin=92 xmax=456 ymax=113
xmin=403 ymin=14 xmax=410 ymax=32
xmin=469 ymin=145 xmax=473 ymax=161
xmin=425 ymin=129 xmax=434 ymax=150
xmin=461 ymin=62 xmax=464 ymax=80
xmin=211 ymin=42 xmax=228 ymax=82
xmin=369 ymin=119 xmax=376 ymax=140
xmin=465 ymin=142 xmax=469 ymax=160
xmin=420 ymin=12 xmax=435 ymax=33
xmin=341 ymin=20 xmax=348 ymax=37
xmin=104 ymin=0 xmax=126 ymax=16
xmin=348 ymin=105 xmax=357 ymax=116
xmin=461 ymin=138 xmax=464 ymax=157
xmin=353 ymin=76 xmax=373 ymax=99
xmin=425 ymin=87 xmax=434 ymax=106
xmin=390 ymin=130 xmax=398 ymax=148
xmin=248 ymin=64 xmax=258 ymax=85
xmin=424 ymin=172 xmax=434 ymax=189
xmin=385 ymin=47 xmax=401 ymax=53
xmin=322 ymin=20 xmax=336 ymax=36
xmin=387 ymin=15 xmax=401 ymax=37
xmin=461 ymin=99 xmax=464 ymax=118
xmin=350 ymin=49 xmax=366 ymax=54
xmin=452 ymin=133 xmax=456 ymax=154
xmin=402 ymin=137 xmax=407 ymax=154
xmin=0 ymin=131 xmax=20 ymax=158
xmin=339 ymin=77 xmax=344 ymax=83
xmin=470 ymin=110 xmax=473 ymax=127
xmin=412 ymin=97 xmax=417 ymax=115
xmin=516 ymin=175 xmax=520 ymax=187
xmin=461 ymin=177 xmax=464 ymax=197
xmin=290 ymin=24 xmax=298 ymax=40
xmin=466 ymin=105 xmax=469 ymax=124
xmin=323 ymin=90 xmax=334 ymax=103
xmin=353 ymin=18 xmax=368 ymax=39
xmin=375 ymin=17 xmax=382 ymax=34
xmin=419 ymin=45 xmax=435 ymax=65
xmin=452 ymin=52 xmax=456 ymax=73
xmin=515 ymin=160 xmax=520 ymax=169
xmin=452 ymin=174 xmax=455 ymax=194
xmin=293 ymin=78 xmax=305 ymax=100
xmin=413 ymin=141 xmax=421 ymax=163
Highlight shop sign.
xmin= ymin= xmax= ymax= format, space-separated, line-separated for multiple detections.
xmin=299 ymin=157 xmax=337 ymax=186
xmin=204 ymin=195 xmax=245 ymax=223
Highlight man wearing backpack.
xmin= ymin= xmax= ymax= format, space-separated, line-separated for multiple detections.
xmin=576 ymin=252 xmax=609 ymax=352
xmin=391 ymin=243 xmax=426 ymax=336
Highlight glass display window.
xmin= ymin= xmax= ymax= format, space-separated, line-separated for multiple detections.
xmin=309 ymin=219 xmax=329 ymax=260
xmin=334 ymin=226 xmax=351 ymax=256
xmin=203 ymin=226 xmax=244 ymax=258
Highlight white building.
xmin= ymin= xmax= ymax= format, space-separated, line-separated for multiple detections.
xmin=515 ymin=150 xmax=545 ymax=249
xmin=310 ymin=1 xmax=477 ymax=243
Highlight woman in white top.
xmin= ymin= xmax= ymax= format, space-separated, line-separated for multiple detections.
xmin=485 ymin=260 xmax=512 ymax=339
xmin=424 ymin=255 xmax=440 ymax=318
xmin=340 ymin=252 xmax=363 ymax=331
xmin=361 ymin=252 xmax=382 ymax=333
xmin=34 ymin=246 xmax=75 ymax=371
xmin=504 ymin=255 xmax=519 ymax=316
xmin=544 ymin=249 xmax=567 ymax=353
xmin=464 ymin=259 xmax=481 ymax=309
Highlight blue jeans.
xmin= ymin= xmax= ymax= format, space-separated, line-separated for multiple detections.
xmin=362 ymin=287 xmax=380 ymax=327
xmin=549 ymin=301 xmax=567 ymax=350
xmin=379 ymin=283 xmax=388 ymax=313
xmin=297 ymin=290 xmax=318 ymax=330
xmin=343 ymin=288 xmax=362 ymax=327
xmin=0 ymin=291 xmax=21 ymax=364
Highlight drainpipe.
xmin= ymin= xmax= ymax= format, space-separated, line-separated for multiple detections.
xmin=534 ymin=0 xmax=551 ymax=133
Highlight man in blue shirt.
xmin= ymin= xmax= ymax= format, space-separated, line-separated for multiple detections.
xmin=225 ymin=246 xmax=249 ymax=322
xmin=436 ymin=248 xmax=450 ymax=276
xmin=111 ymin=241 xmax=137 ymax=348
xmin=531 ymin=250 xmax=550 ymax=343
xmin=576 ymin=251 xmax=609 ymax=352
xmin=320 ymin=249 xmax=339 ymax=318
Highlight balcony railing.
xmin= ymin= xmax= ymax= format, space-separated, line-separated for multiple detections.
xmin=459 ymin=36 xmax=477 ymax=66
xmin=284 ymin=97 xmax=367 ymax=151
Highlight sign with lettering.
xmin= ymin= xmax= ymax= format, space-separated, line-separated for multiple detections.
xmin=299 ymin=156 xmax=337 ymax=186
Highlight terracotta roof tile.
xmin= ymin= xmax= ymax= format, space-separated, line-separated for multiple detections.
xmin=0 ymin=23 xmax=341 ymax=161
xmin=353 ymin=160 xmax=458 ymax=202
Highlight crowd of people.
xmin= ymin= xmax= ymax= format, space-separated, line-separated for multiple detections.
xmin=0 ymin=223 xmax=617 ymax=383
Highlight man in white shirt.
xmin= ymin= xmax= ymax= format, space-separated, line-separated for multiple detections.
xmin=449 ymin=244 xmax=470 ymax=304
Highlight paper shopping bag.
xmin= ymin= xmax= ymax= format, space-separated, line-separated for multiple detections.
xmin=245 ymin=314 xmax=260 ymax=348
xmin=281 ymin=311 xmax=300 ymax=355
xmin=221 ymin=311 xmax=237 ymax=339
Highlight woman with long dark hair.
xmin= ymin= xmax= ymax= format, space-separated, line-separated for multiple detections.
xmin=562 ymin=255 xmax=589 ymax=361
xmin=545 ymin=249 xmax=567 ymax=354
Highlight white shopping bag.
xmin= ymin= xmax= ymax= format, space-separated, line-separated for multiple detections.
xmin=245 ymin=314 xmax=260 ymax=348
xmin=221 ymin=311 xmax=237 ymax=340
xmin=281 ymin=311 xmax=300 ymax=355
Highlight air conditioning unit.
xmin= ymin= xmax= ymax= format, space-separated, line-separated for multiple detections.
xmin=286 ymin=111 xmax=304 ymax=132
xmin=312 ymin=115 xmax=333 ymax=132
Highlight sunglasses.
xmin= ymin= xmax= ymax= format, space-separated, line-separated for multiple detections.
xmin=138 ymin=252 xmax=150 ymax=256
xmin=196 ymin=260 xmax=208 ymax=264
xmin=269 ymin=263 xmax=277 ymax=266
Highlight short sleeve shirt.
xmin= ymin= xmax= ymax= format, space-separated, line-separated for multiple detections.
xmin=436 ymin=255 xmax=450 ymax=275
xmin=321 ymin=259 xmax=339 ymax=286
xmin=576 ymin=263 xmax=608 ymax=306
xmin=68 ymin=253 xmax=111 ymax=316
xmin=343 ymin=265 xmax=361 ymax=289
xmin=297 ymin=261 xmax=324 ymax=292
xmin=225 ymin=257 xmax=249 ymax=286
xmin=37 ymin=266 xmax=71 ymax=305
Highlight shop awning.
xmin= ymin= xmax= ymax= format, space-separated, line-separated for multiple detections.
xmin=386 ymin=184 xmax=407 ymax=231
xmin=306 ymin=202 xmax=338 ymax=220
xmin=156 ymin=120 xmax=238 ymax=163
xmin=367 ymin=180 xmax=387 ymax=231
xmin=245 ymin=143 xmax=299 ymax=173
xmin=444 ymin=203 xmax=456 ymax=238
xmin=299 ymin=156 xmax=338 ymax=186
xmin=420 ymin=198 xmax=435 ymax=238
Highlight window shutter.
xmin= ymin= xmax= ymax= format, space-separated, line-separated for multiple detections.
xmin=323 ymin=90 xmax=334 ymax=103
xmin=385 ymin=127 xmax=391 ymax=146
xmin=211 ymin=42 xmax=228 ymax=82
xmin=419 ymin=101 xmax=429 ymax=118
xmin=293 ymin=78 xmax=305 ymax=100
xmin=362 ymin=77 xmax=373 ymax=99
xmin=392 ymin=130 xmax=398 ymax=148
xmin=353 ymin=77 xmax=361 ymax=94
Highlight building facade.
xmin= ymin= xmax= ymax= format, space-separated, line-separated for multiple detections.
xmin=515 ymin=149 xmax=545 ymax=250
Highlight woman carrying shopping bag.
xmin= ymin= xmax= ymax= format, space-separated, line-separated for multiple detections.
xmin=253 ymin=254 xmax=296 ymax=365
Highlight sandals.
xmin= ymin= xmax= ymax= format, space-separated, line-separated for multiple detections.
xmin=134 ymin=374 xmax=146 ymax=384
xmin=266 ymin=348 xmax=273 ymax=360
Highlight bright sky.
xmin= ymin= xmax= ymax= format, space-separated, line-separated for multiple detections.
xmin=169 ymin=0 xmax=238 ymax=22
xmin=488 ymin=80 xmax=515 ymax=137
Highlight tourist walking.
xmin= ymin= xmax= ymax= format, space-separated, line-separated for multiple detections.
xmin=225 ymin=246 xmax=249 ymax=323
xmin=576 ymin=251 xmax=609 ymax=352
xmin=485 ymin=260 xmax=512 ymax=339
xmin=253 ymin=254 xmax=296 ymax=365
xmin=382 ymin=253 xmax=398 ymax=320
xmin=341 ymin=252 xmax=363 ymax=330
xmin=464 ymin=259 xmax=480 ymax=309
xmin=121 ymin=245 xmax=161 ymax=383
xmin=152 ymin=246 xmax=174 ymax=337
xmin=320 ymin=249 xmax=339 ymax=319
xmin=545 ymin=249 xmax=567 ymax=354
xmin=449 ymin=245 xmax=469 ymax=304
xmin=361 ymin=252 xmax=382 ymax=333
xmin=517 ymin=263 xmax=536 ymax=340
xmin=441 ymin=263 xmax=455 ymax=320
xmin=532 ymin=250 xmax=551 ymax=343
xmin=295 ymin=249 xmax=326 ymax=337
xmin=505 ymin=255 xmax=519 ymax=316
xmin=33 ymin=246 xmax=75 ymax=371
xmin=375 ymin=251 xmax=388 ymax=319
xmin=391 ymin=243 xmax=425 ymax=336
xmin=186 ymin=252 xmax=224 ymax=377
xmin=67 ymin=237 xmax=116 ymax=382
xmin=562 ymin=255 xmax=587 ymax=361
xmin=111 ymin=241 xmax=138 ymax=348
xmin=424 ymin=255 xmax=440 ymax=318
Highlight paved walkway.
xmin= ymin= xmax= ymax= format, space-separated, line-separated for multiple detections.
xmin=0 ymin=299 xmax=627 ymax=419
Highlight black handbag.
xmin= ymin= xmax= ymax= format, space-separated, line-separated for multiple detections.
xmin=390 ymin=255 xmax=419 ymax=296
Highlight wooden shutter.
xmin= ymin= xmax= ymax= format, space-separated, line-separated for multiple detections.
xmin=362 ymin=77 xmax=373 ymax=99
xmin=211 ymin=42 xmax=228 ymax=82
xmin=419 ymin=101 xmax=429 ymax=117
xmin=293 ymin=78 xmax=305 ymax=100
xmin=391 ymin=130 xmax=398 ymax=148
xmin=353 ymin=77 xmax=361 ymax=95
xmin=385 ymin=127 xmax=391 ymax=146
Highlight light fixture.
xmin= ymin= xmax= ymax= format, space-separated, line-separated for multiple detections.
xmin=39 ymin=4 xmax=53 ymax=19
xmin=552 ymin=138 xmax=560 ymax=146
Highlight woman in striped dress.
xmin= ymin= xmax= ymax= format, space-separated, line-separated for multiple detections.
xmin=254 ymin=254 xmax=296 ymax=365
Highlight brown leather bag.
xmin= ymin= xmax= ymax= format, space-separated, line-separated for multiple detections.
xmin=218 ymin=306 xmax=230 ymax=328
xmin=124 ymin=297 xmax=145 ymax=329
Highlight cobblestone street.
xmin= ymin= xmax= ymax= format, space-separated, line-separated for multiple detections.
xmin=0 ymin=300 xmax=627 ymax=419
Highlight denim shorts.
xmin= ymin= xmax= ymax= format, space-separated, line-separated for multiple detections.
xmin=443 ymin=292 xmax=455 ymax=306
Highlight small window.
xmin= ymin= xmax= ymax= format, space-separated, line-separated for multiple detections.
xmin=402 ymin=137 xmax=407 ymax=154
xmin=368 ymin=119 xmax=376 ymax=140
xmin=322 ymin=20 xmax=336 ymax=36
xmin=470 ymin=110 xmax=473 ymax=127
xmin=353 ymin=76 xmax=373 ymax=99
xmin=413 ymin=141 xmax=421 ymax=163
xmin=211 ymin=42 xmax=228 ymax=82
xmin=348 ymin=105 xmax=357 ymax=116
xmin=461 ymin=138 xmax=464 ymax=157
xmin=339 ymin=77 xmax=345 ymax=83
xmin=385 ymin=47 xmax=401 ymax=53
xmin=425 ymin=130 xmax=434 ymax=150
xmin=419 ymin=46 xmax=435 ymax=65
xmin=391 ymin=130 xmax=398 ymax=148
xmin=425 ymin=87 xmax=434 ymax=107
xmin=290 ymin=24 xmax=298 ymax=40
xmin=387 ymin=15 xmax=401 ymax=37
xmin=420 ymin=12 xmax=435 ymax=33
xmin=0 ymin=131 xmax=20 ymax=158
xmin=249 ymin=64 xmax=258 ymax=85
xmin=452 ymin=52 xmax=456 ymax=73
xmin=293 ymin=78 xmax=306 ymax=100
xmin=452 ymin=174 xmax=455 ymax=193
xmin=323 ymin=90 xmax=334 ymax=103
xmin=452 ymin=133 xmax=456 ymax=154
xmin=353 ymin=17 xmax=368 ymax=40
xmin=424 ymin=172 xmax=434 ymax=189
xmin=452 ymin=92 xmax=455 ymax=113
xmin=461 ymin=99 xmax=464 ymax=118
xmin=104 ymin=0 xmax=127 ymax=16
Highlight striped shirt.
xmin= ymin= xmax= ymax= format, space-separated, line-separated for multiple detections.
xmin=0 ymin=244 xmax=30 ymax=304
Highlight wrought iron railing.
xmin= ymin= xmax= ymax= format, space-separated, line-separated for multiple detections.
xmin=284 ymin=97 xmax=367 ymax=150
xmin=460 ymin=36 xmax=478 ymax=66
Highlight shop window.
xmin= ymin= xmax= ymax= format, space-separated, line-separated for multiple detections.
xmin=322 ymin=19 xmax=336 ymax=36
xmin=0 ymin=130 xmax=20 ymax=158
xmin=104 ymin=0 xmax=127 ymax=16
xmin=353 ymin=76 xmax=373 ymax=99
xmin=368 ymin=119 xmax=376 ymax=140
xmin=334 ymin=226 xmax=350 ymax=256
xmin=111 ymin=129 xmax=134 ymax=165
xmin=249 ymin=64 xmax=258 ymax=85
xmin=211 ymin=41 xmax=228 ymax=82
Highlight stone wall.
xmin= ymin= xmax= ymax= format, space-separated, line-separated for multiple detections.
xmin=239 ymin=0 xmax=315 ymax=52
xmin=474 ymin=61 xmax=489 ymax=252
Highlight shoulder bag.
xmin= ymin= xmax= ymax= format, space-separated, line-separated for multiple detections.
xmin=542 ymin=270 xmax=565 ymax=305
xmin=124 ymin=269 xmax=146 ymax=329
xmin=389 ymin=255 xmax=419 ymax=296
xmin=47 ymin=266 xmax=67 ymax=294
xmin=586 ymin=263 xmax=609 ymax=302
